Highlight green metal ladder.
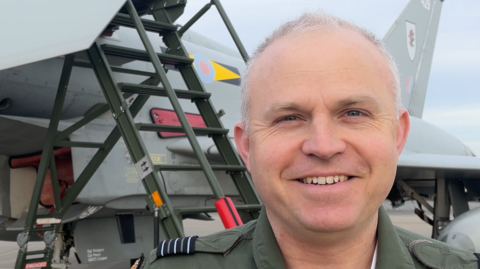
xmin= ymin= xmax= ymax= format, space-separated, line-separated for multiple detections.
xmin=14 ymin=1 xmax=261 ymax=268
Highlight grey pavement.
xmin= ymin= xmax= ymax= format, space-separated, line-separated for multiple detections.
xmin=2 ymin=202 xmax=478 ymax=269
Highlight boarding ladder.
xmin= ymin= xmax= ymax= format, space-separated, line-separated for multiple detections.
xmin=14 ymin=1 xmax=261 ymax=268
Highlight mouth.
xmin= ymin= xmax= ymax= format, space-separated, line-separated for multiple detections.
xmin=296 ymin=175 xmax=353 ymax=186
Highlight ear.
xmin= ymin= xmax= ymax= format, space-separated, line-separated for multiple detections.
xmin=396 ymin=108 xmax=410 ymax=156
xmin=234 ymin=122 xmax=251 ymax=171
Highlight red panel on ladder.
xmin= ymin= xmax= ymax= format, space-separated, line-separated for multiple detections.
xmin=215 ymin=197 xmax=243 ymax=229
xmin=150 ymin=108 xmax=206 ymax=138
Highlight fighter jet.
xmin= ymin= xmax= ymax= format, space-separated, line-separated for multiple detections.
xmin=0 ymin=0 xmax=478 ymax=268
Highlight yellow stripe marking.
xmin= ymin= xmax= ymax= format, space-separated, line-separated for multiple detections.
xmin=210 ymin=60 xmax=240 ymax=81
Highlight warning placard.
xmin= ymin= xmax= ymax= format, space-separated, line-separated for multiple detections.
xmin=25 ymin=261 xmax=47 ymax=268
xmin=135 ymin=156 xmax=152 ymax=180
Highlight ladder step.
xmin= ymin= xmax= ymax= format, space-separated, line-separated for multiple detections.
xmin=111 ymin=13 xmax=177 ymax=33
xmin=102 ymin=44 xmax=193 ymax=66
xmin=136 ymin=123 xmax=229 ymax=136
xmin=26 ymin=250 xmax=48 ymax=256
xmin=74 ymin=61 xmax=157 ymax=77
xmin=177 ymin=204 xmax=262 ymax=214
xmin=55 ymin=141 xmax=105 ymax=149
xmin=155 ymin=164 xmax=246 ymax=172
xmin=119 ymin=83 xmax=210 ymax=100
xmin=32 ymin=226 xmax=55 ymax=232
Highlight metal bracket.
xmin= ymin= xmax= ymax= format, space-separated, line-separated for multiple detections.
xmin=151 ymin=0 xmax=186 ymax=13
xmin=396 ymin=179 xmax=434 ymax=214
xmin=113 ymin=100 xmax=129 ymax=119
xmin=158 ymin=205 xmax=170 ymax=219
xmin=44 ymin=231 xmax=57 ymax=249
xmin=217 ymin=109 xmax=225 ymax=118
xmin=414 ymin=207 xmax=434 ymax=226
xmin=121 ymin=100 xmax=128 ymax=113
xmin=16 ymin=232 xmax=30 ymax=253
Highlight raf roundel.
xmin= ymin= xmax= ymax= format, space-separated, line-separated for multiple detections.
xmin=192 ymin=53 xmax=215 ymax=84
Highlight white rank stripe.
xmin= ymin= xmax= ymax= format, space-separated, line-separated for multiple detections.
xmin=174 ymin=238 xmax=179 ymax=254
xmin=161 ymin=240 xmax=166 ymax=256
xmin=187 ymin=237 xmax=192 ymax=254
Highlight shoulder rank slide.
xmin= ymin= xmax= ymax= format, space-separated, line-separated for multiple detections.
xmin=156 ymin=236 xmax=199 ymax=258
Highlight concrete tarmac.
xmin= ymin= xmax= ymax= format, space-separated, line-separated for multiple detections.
xmin=1 ymin=201 xmax=477 ymax=269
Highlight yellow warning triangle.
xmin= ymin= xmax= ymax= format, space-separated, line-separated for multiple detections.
xmin=210 ymin=60 xmax=240 ymax=81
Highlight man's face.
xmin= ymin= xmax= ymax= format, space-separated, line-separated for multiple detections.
xmin=235 ymin=28 xmax=410 ymax=234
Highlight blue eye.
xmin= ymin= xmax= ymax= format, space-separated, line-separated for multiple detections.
xmin=283 ymin=115 xmax=298 ymax=121
xmin=346 ymin=110 xmax=363 ymax=116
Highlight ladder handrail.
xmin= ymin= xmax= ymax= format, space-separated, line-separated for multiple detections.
xmin=15 ymin=1 xmax=259 ymax=267
xmin=125 ymin=0 xmax=226 ymax=199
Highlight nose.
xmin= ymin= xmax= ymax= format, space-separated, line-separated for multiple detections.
xmin=301 ymin=118 xmax=346 ymax=160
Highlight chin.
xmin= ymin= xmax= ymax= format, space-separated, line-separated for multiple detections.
xmin=305 ymin=219 xmax=357 ymax=233
xmin=297 ymin=206 xmax=365 ymax=233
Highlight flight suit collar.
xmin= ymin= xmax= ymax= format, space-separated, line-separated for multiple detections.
xmin=376 ymin=206 xmax=416 ymax=268
xmin=252 ymin=206 xmax=415 ymax=269
xmin=252 ymin=208 xmax=287 ymax=269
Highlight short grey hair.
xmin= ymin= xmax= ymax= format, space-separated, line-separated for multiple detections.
xmin=240 ymin=12 xmax=402 ymax=133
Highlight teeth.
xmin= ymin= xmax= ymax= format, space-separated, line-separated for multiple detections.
xmin=300 ymin=175 xmax=350 ymax=185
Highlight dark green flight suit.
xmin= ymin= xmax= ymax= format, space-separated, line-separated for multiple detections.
xmin=142 ymin=207 xmax=479 ymax=269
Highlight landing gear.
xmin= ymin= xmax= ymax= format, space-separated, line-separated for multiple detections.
xmin=395 ymin=176 xmax=471 ymax=239
xmin=432 ymin=177 xmax=450 ymax=239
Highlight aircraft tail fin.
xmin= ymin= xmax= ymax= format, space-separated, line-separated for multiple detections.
xmin=383 ymin=0 xmax=444 ymax=118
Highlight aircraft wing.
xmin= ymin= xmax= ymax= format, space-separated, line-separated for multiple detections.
xmin=0 ymin=0 xmax=125 ymax=71
xmin=0 ymin=115 xmax=72 ymax=156
xmin=398 ymin=153 xmax=480 ymax=171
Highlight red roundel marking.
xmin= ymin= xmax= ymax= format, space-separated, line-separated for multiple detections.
xmin=199 ymin=60 xmax=210 ymax=75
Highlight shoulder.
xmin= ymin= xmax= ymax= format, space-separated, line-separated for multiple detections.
xmin=395 ymin=226 xmax=479 ymax=269
xmin=141 ymin=220 xmax=258 ymax=269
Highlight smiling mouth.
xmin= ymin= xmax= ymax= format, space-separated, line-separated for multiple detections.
xmin=297 ymin=175 xmax=352 ymax=186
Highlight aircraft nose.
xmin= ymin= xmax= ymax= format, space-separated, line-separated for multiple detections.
xmin=439 ymin=232 xmax=476 ymax=252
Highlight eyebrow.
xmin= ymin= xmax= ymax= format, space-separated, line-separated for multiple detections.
xmin=268 ymin=102 xmax=304 ymax=112
xmin=335 ymin=94 xmax=381 ymax=109
xmin=264 ymin=103 xmax=306 ymax=118
xmin=264 ymin=94 xmax=382 ymax=117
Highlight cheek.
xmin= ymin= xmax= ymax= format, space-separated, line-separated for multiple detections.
xmin=248 ymin=136 xmax=301 ymax=184
xmin=249 ymin=139 xmax=285 ymax=173
xmin=354 ymin=132 xmax=398 ymax=194
xmin=346 ymin=127 xmax=398 ymax=179
xmin=252 ymin=128 xmax=298 ymax=158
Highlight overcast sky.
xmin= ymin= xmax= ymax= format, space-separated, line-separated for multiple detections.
xmin=175 ymin=0 xmax=480 ymax=154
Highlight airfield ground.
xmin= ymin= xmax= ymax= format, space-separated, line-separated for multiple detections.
xmin=1 ymin=201 xmax=478 ymax=269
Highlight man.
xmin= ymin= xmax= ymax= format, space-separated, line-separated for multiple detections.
xmin=142 ymin=12 xmax=479 ymax=269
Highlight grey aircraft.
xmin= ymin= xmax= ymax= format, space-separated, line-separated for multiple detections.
xmin=0 ymin=0 xmax=479 ymax=268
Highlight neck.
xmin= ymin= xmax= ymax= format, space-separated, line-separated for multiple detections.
xmin=268 ymin=210 xmax=378 ymax=269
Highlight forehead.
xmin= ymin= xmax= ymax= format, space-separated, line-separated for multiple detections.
xmin=248 ymin=28 xmax=393 ymax=110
